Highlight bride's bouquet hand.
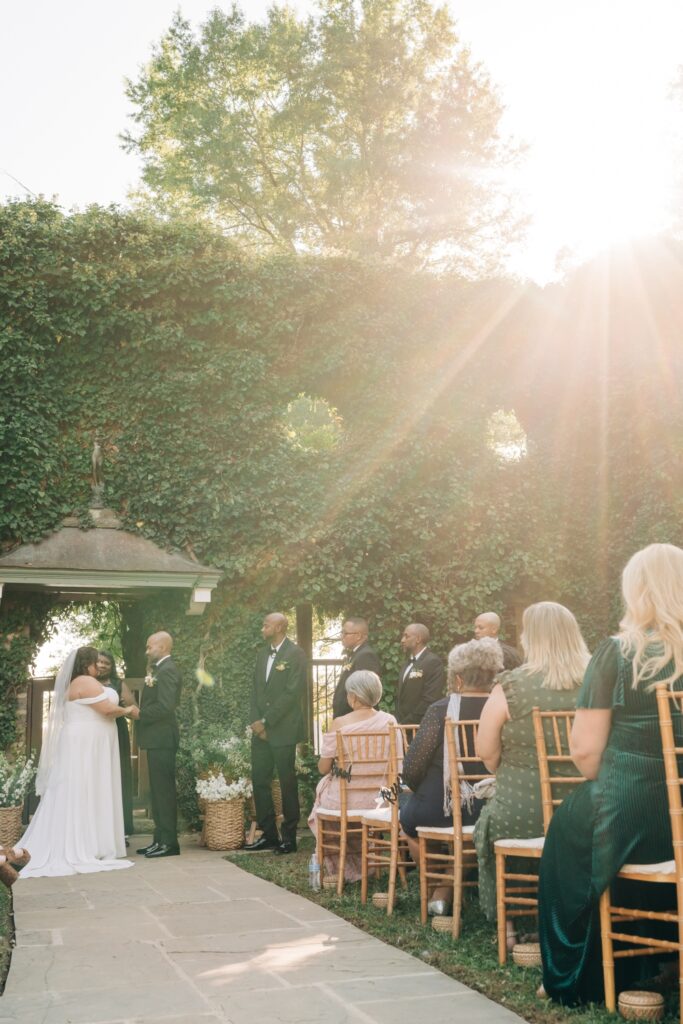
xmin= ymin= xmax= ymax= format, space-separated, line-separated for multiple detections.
xmin=124 ymin=705 xmax=140 ymax=720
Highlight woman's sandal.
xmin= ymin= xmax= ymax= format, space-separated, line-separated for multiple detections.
xmin=0 ymin=855 xmax=19 ymax=887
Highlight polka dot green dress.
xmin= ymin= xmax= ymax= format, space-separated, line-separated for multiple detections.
xmin=474 ymin=668 xmax=579 ymax=921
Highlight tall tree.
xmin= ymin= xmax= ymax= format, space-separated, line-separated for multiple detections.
xmin=123 ymin=0 xmax=521 ymax=272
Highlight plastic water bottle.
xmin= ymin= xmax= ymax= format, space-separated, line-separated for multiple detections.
xmin=308 ymin=852 xmax=321 ymax=891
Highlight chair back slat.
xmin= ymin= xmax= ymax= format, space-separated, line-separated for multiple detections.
xmin=396 ymin=723 xmax=420 ymax=750
xmin=335 ymin=727 xmax=402 ymax=817
xmin=655 ymin=684 xmax=683 ymax=872
xmin=532 ymin=707 xmax=584 ymax=833
xmin=444 ymin=717 xmax=490 ymax=833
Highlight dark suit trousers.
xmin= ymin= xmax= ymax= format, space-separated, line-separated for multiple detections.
xmin=147 ymin=748 xmax=178 ymax=847
xmin=251 ymin=737 xmax=299 ymax=844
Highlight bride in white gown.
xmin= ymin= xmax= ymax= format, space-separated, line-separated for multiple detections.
xmin=19 ymin=646 xmax=138 ymax=879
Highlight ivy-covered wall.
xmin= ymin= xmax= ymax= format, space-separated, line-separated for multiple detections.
xmin=1 ymin=202 xmax=682 ymax=776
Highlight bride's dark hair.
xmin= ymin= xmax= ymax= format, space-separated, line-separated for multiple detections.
xmin=71 ymin=646 xmax=100 ymax=680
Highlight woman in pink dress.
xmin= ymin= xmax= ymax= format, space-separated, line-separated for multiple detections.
xmin=308 ymin=670 xmax=400 ymax=882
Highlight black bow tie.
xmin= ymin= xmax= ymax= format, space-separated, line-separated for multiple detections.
xmin=269 ymin=647 xmax=278 ymax=657
xmin=410 ymin=656 xmax=417 ymax=663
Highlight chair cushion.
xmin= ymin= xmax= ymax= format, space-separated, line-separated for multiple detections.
xmin=415 ymin=825 xmax=475 ymax=836
xmin=620 ymin=860 xmax=675 ymax=875
xmin=317 ymin=808 xmax=378 ymax=820
xmin=360 ymin=807 xmax=393 ymax=823
xmin=494 ymin=836 xmax=545 ymax=851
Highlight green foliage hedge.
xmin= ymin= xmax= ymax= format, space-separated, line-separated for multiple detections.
xmin=1 ymin=202 xmax=682 ymax=813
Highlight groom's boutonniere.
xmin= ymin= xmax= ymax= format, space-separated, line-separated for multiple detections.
xmin=144 ymin=673 xmax=156 ymax=687
xmin=275 ymin=662 xmax=287 ymax=671
xmin=409 ymin=669 xmax=423 ymax=679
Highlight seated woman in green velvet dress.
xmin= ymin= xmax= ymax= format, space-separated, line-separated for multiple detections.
xmin=474 ymin=602 xmax=590 ymax=947
xmin=539 ymin=543 xmax=683 ymax=1006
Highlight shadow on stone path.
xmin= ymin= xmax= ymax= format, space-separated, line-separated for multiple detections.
xmin=0 ymin=834 xmax=527 ymax=1024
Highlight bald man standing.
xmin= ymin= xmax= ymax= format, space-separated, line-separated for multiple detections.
xmin=473 ymin=612 xmax=522 ymax=670
xmin=245 ymin=613 xmax=307 ymax=855
xmin=395 ymin=624 xmax=445 ymax=724
xmin=134 ymin=631 xmax=182 ymax=858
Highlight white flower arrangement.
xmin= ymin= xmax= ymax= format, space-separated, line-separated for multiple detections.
xmin=0 ymin=751 xmax=36 ymax=807
xmin=195 ymin=772 xmax=253 ymax=803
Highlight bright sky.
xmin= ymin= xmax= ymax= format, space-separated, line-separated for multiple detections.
xmin=3 ymin=1 xmax=682 ymax=281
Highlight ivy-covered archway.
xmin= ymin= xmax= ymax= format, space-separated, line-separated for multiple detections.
xmin=2 ymin=201 xmax=682 ymax=821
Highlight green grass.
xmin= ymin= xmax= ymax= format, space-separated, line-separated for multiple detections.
xmin=0 ymin=885 xmax=12 ymax=994
xmin=227 ymin=834 xmax=679 ymax=1024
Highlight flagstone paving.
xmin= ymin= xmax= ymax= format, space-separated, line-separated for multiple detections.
xmin=0 ymin=834 xmax=527 ymax=1024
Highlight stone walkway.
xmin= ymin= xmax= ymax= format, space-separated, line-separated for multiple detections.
xmin=0 ymin=835 xmax=527 ymax=1024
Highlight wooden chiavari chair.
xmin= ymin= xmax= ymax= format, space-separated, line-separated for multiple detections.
xmin=317 ymin=728 xmax=393 ymax=896
xmin=416 ymin=715 xmax=488 ymax=939
xmin=599 ymin=684 xmax=683 ymax=1020
xmin=495 ymin=708 xmax=583 ymax=964
xmin=360 ymin=723 xmax=417 ymax=914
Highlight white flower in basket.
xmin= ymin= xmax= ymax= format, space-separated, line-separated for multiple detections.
xmin=0 ymin=752 xmax=36 ymax=808
xmin=196 ymin=773 xmax=253 ymax=803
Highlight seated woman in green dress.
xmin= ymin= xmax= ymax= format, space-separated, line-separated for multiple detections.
xmin=539 ymin=543 xmax=683 ymax=1006
xmin=474 ymin=602 xmax=590 ymax=948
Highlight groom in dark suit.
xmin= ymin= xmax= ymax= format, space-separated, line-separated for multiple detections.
xmin=245 ymin=613 xmax=307 ymax=855
xmin=133 ymin=631 xmax=182 ymax=858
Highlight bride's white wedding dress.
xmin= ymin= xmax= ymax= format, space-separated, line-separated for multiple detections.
xmin=19 ymin=688 xmax=133 ymax=878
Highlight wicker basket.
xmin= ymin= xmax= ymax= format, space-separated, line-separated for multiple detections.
xmin=431 ymin=915 xmax=454 ymax=933
xmin=322 ymin=876 xmax=338 ymax=890
xmin=372 ymin=892 xmax=389 ymax=909
xmin=0 ymin=806 xmax=23 ymax=850
xmin=247 ymin=780 xmax=283 ymax=819
xmin=512 ymin=942 xmax=542 ymax=968
xmin=204 ymin=798 xmax=245 ymax=851
xmin=618 ymin=991 xmax=664 ymax=1022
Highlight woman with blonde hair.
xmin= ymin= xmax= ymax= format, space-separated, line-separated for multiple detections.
xmin=474 ymin=602 xmax=590 ymax=931
xmin=539 ymin=544 xmax=683 ymax=1006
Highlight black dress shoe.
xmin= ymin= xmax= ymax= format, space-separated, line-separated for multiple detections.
xmin=244 ymin=835 xmax=279 ymax=852
xmin=137 ymin=842 xmax=159 ymax=855
xmin=145 ymin=843 xmax=180 ymax=858
xmin=273 ymin=841 xmax=297 ymax=855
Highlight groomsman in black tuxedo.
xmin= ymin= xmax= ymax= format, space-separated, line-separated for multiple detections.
xmin=395 ymin=623 xmax=445 ymax=724
xmin=132 ymin=631 xmax=182 ymax=858
xmin=245 ymin=613 xmax=307 ymax=855
xmin=332 ymin=618 xmax=382 ymax=718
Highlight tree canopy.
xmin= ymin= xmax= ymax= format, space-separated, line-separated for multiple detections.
xmin=123 ymin=0 xmax=520 ymax=272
